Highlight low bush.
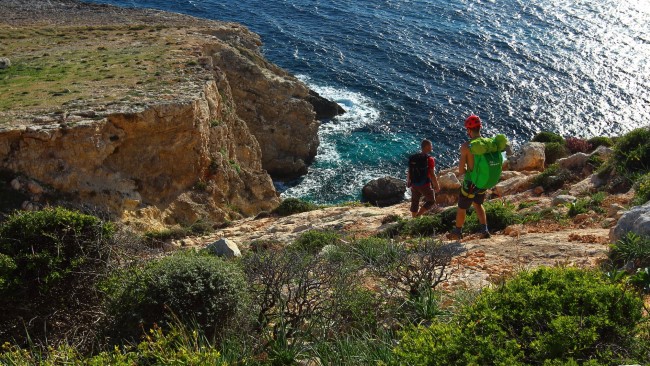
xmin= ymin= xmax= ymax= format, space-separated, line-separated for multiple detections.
xmin=632 ymin=172 xmax=650 ymax=206
xmin=0 ymin=207 xmax=114 ymax=299
xmin=586 ymin=153 xmax=604 ymax=170
xmin=394 ymin=267 xmax=647 ymax=365
xmin=609 ymin=232 xmax=650 ymax=269
xmin=397 ymin=208 xmax=458 ymax=237
xmin=567 ymin=192 xmax=606 ymax=218
xmin=544 ymin=141 xmax=570 ymax=164
xmin=103 ymin=252 xmax=249 ymax=342
xmin=465 ymin=200 xmax=518 ymax=233
xmin=241 ymin=248 xmax=360 ymax=339
xmin=398 ymin=215 xmax=440 ymax=237
xmin=609 ymin=127 xmax=650 ymax=177
xmin=350 ymin=237 xmax=400 ymax=267
xmin=565 ymin=137 xmax=591 ymax=154
xmin=587 ymin=136 xmax=613 ymax=150
xmin=532 ymin=131 xmax=564 ymax=144
xmin=532 ymin=163 xmax=572 ymax=192
xmin=273 ymin=198 xmax=317 ymax=216
xmin=288 ymin=230 xmax=341 ymax=254
xmin=367 ymin=239 xmax=462 ymax=297
xmin=0 ymin=207 xmax=116 ymax=346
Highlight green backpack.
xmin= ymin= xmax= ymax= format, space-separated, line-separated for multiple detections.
xmin=466 ymin=134 xmax=508 ymax=190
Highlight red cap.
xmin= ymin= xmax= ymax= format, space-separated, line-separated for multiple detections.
xmin=464 ymin=114 xmax=481 ymax=129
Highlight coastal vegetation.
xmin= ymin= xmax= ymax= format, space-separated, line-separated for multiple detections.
xmin=0 ymin=6 xmax=649 ymax=360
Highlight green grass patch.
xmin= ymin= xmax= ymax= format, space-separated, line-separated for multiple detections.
xmin=0 ymin=25 xmax=191 ymax=116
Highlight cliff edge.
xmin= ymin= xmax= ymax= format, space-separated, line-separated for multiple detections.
xmin=0 ymin=0 xmax=340 ymax=229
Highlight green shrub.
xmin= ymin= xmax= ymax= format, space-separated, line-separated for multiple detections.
xmin=312 ymin=329 xmax=396 ymax=366
xmin=587 ymin=136 xmax=613 ymax=149
xmin=632 ymin=172 xmax=650 ymax=206
xmin=143 ymin=227 xmax=188 ymax=242
xmin=397 ymin=208 xmax=458 ymax=237
xmin=544 ymin=141 xmax=570 ymax=164
xmin=288 ymin=230 xmax=340 ymax=254
xmin=394 ymin=267 xmax=646 ymax=365
xmin=532 ymin=131 xmax=564 ymax=144
xmin=273 ymin=198 xmax=317 ymax=216
xmin=0 ymin=325 xmax=225 ymax=365
xmin=567 ymin=192 xmax=606 ymax=218
xmin=586 ymin=154 xmax=604 ymax=170
xmin=104 ymin=252 xmax=249 ymax=341
xmin=465 ymin=200 xmax=518 ymax=233
xmin=609 ymin=232 xmax=650 ymax=268
xmin=532 ymin=163 xmax=572 ymax=192
xmin=0 ymin=207 xmax=114 ymax=297
xmin=398 ymin=215 xmax=439 ymax=237
xmin=610 ymin=127 xmax=650 ymax=177
xmin=351 ymin=237 xmax=400 ymax=267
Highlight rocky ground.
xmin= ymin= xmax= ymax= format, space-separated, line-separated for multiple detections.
xmin=170 ymin=185 xmax=633 ymax=290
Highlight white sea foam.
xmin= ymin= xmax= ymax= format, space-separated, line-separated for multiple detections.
xmin=280 ymin=76 xmax=383 ymax=202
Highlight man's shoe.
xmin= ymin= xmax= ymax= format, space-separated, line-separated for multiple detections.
xmin=446 ymin=228 xmax=463 ymax=240
xmin=479 ymin=230 xmax=491 ymax=239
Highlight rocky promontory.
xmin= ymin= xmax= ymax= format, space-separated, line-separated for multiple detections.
xmin=0 ymin=0 xmax=343 ymax=230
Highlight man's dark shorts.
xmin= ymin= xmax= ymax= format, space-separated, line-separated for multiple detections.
xmin=458 ymin=182 xmax=486 ymax=210
xmin=410 ymin=184 xmax=435 ymax=213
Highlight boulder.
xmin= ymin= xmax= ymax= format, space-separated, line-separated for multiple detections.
xmin=590 ymin=145 xmax=613 ymax=160
xmin=206 ymin=238 xmax=242 ymax=258
xmin=500 ymin=171 xmax=523 ymax=181
xmin=438 ymin=172 xmax=461 ymax=190
xmin=608 ymin=203 xmax=625 ymax=218
xmin=27 ymin=181 xmax=44 ymax=195
xmin=610 ymin=202 xmax=650 ymax=242
xmin=306 ymin=89 xmax=345 ymax=120
xmin=0 ymin=57 xmax=10 ymax=69
xmin=557 ymin=152 xmax=589 ymax=171
xmin=494 ymin=175 xmax=534 ymax=197
xmin=507 ymin=142 xmax=545 ymax=171
xmin=362 ymin=176 xmax=406 ymax=207
xmin=10 ymin=178 xmax=21 ymax=191
xmin=568 ymin=174 xmax=600 ymax=196
xmin=552 ymin=195 xmax=576 ymax=206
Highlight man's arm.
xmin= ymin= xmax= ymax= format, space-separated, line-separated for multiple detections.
xmin=429 ymin=167 xmax=440 ymax=192
xmin=458 ymin=143 xmax=469 ymax=175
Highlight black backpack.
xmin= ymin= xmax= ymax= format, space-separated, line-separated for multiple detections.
xmin=408 ymin=153 xmax=429 ymax=186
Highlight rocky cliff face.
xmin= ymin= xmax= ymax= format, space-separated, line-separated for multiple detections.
xmin=204 ymin=28 xmax=320 ymax=179
xmin=0 ymin=0 xmax=338 ymax=229
xmin=1 ymin=79 xmax=279 ymax=229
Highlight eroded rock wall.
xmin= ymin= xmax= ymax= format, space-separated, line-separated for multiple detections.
xmin=0 ymin=80 xmax=279 ymax=230
xmin=204 ymin=27 xmax=320 ymax=180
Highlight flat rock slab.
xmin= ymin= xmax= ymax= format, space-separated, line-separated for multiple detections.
xmin=445 ymin=228 xmax=610 ymax=289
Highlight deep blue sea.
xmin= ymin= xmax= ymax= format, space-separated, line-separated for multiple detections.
xmin=86 ymin=0 xmax=650 ymax=203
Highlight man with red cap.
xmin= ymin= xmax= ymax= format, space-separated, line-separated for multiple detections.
xmin=447 ymin=114 xmax=491 ymax=240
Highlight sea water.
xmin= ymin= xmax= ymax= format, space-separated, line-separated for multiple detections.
xmin=85 ymin=0 xmax=650 ymax=203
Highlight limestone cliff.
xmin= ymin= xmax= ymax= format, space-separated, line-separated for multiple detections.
xmin=0 ymin=0 xmax=340 ymax=229
xmin=204 ymin=29 xmax=320 ymax=179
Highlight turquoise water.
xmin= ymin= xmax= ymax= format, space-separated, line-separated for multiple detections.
xmin=86 ymin=0 xmax=650 ymax=203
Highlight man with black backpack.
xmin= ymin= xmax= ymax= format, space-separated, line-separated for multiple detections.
xmin=407 ymin=139 xmax=440 ymax=217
